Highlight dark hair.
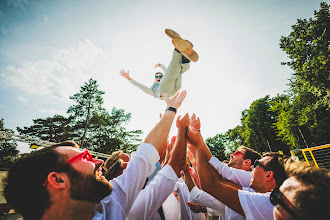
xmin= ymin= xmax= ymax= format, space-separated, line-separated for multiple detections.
xmin=240 ymin=146 xmax=262 ymax=163
xmin=103 ymin=151 xmax=123 ymax=180
xmin=4 ymin=144 xmax=67 ymax=220
xmin=284 ymin=161 xmax=330 ymax=219
xmin=262 ymin=152 xmax=288 ymax=187
xmin=155 ymin=72 xmax=163 ymax=76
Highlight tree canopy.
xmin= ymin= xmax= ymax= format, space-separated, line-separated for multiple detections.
xmin=18 ymin=78 xmax=142 ymax=154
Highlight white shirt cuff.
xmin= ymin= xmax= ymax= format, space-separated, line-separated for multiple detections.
xmin=190 ymin=186 xmax=201 ymax=201
xmin=132 ymin=143 xmax=160 ymax=168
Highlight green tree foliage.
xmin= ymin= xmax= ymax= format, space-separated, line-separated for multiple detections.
xmin=67 ymin=78 xmax=107 ymax=146
xmin=240 ymin=95 xmax=290 ymax=153
xmin=272 ymin=2 xmax=330 ymax=148
xmin=18 ymin=78 xmax=142 ymax=154
xmin=205 ymin=134 xmax=231 ymax=161
xmin=280 ymin=2 xmax=330 ymax=108
xmin=0 ymin=119 xmax=19 ymax=168
xmin=17 ymin=115 xmax=76 ymax=143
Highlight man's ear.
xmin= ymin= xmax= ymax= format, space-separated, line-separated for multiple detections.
xmin=265 ymin=171 xmax=274 ymax=181
xmin=46 ymin=172 xmax=67 ymax=189
xmin=244 ymin=159 xmax=251 ymax=166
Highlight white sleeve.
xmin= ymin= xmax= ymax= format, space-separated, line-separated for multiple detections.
xmin=106 ymin=143 xmax=159 ymax=217
xmin=127 ymin=164 xmax=178 ymax=220
xmin=129 ymin=79 xmax=153 ymax=96
xmin=190 ymin=186 xmax=225 ymax=213
xmin=209 ymin=157 xmax=252 ymax=187
xmin=175 ymin=181 xmax=205 ymax=220
xmin=238 ymin=190 xmax=274 ymax=220
xmin=159 ymin=64 xmax=167 ymax=72
xmin=206 ymin=207 xmax=221 ymax=217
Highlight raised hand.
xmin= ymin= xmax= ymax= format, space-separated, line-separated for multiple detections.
xmin=120 ymin=69 xmax=131 ymax=81
xmin=154 ymin=63 xmax=162 ymax=68
xmin=163 ymin=90 xmax=187 ymax=110
xmin=187 ymin=202 xmax=205 ymax=213
xmin=176 ymin=113 xmax=190 ymax=129
xmin=190 ymin=113 xmax=201 ymax=130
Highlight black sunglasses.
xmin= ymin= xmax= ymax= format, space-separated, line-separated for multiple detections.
xmin=270 ymin=187 xmax=300 ymax=219
xmin=253 ymin=160 xmax=272 ymax=171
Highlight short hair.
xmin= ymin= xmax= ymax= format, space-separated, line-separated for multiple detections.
xmin=103 ymin=151 xmax=124 ymax=180
xmin=239 ymin=146 xmax=262 ymax=163
xmin=103 ymin=151 xmax=122 ymax=172
xmin=263 ymin=152 xmax=288 ymax=187
xmin=284 ymin=161 xmax=330 ymax=219
xmin=155 ymin=72 xmax=163 ymax=76
xmin=4 ymin=144 xmax=68 ymax=220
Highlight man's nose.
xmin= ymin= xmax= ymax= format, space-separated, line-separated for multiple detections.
xmin=94 ymin=158 xmax=104 ymax=166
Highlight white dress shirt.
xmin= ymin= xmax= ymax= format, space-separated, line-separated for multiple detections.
xmin=127 ymin=164 xmax=178 ymax=220
xmin=92 ymin=143 xmax=160 ymax=220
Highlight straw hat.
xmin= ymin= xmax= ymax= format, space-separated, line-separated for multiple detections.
xmin=165 ymin=29 xmax=199 ymax=62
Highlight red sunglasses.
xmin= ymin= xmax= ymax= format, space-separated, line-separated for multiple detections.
xmin=233 ymin=150 xmax=245 ymax=157
xmin=66 ymin=149 xmax=103 ymax=165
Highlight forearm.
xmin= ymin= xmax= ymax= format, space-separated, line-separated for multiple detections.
xmin=168 ymin=126 xmax=188 ymax=176
xmin=183 ymin=168 xmax=196 ymax=191
xmin=195 ymin=150 xmax=244 ymax=216
xmin=144 ymin=111 xmax=176 ymax=154
xmin=195 ymin=148 xmax=215 ymax=189
xmin=130 ymin=79 xmax=153 ymax=96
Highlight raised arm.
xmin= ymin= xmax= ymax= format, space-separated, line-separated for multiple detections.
xmin=120 ymin=69 xmax=153 ymax=96
xmin=144 ymin=91 xmax=187 ymax=153
xmin=187 ymin=121 xmax=245 ymax=217
xmin=168 ymin=113 xmax=190 ymax=176
xmin=154 ymin=63 xmax=167 ymax=72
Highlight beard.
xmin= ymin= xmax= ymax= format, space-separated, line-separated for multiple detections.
xmin=67 ymin=167 xmax=112 ymax=203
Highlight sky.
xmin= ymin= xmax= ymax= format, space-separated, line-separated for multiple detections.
xmin=0 ymin=0 xmax=325 ymax=153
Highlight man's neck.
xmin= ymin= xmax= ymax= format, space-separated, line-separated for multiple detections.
xmin=42 ymin=199 xmax=96 ymax=220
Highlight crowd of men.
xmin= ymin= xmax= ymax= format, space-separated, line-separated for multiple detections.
xmin=3 ymin=90 xmax=330 ymax=220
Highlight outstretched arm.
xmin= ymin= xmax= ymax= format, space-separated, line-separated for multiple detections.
xmin=154 ymin=63 xmax=167 ymax=72
xmin=168 ymin=113 xmax=190 ymax=176
xmin=187 ymin=122 xmax=245 ymax=217
xmin=144 ymin=91 xmax=187 ymax=154
xmin=120 ymin=69 xmax=153 ymax=96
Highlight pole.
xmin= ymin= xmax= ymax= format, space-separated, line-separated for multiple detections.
xmin=298 ymin=127 xmax=309 ymax=148
xmin=266 ymin=140 xmax=272 ymax=152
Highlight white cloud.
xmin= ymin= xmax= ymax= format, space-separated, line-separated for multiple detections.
xmin=1 ymin=40 xmax=103 ymax=99
xmin=7 ymin=0 xmax=28 ymax=9
xmin=44 ymin=14 xmax=48 ymax=21
xmin=0 ymin=25 xmax=9 ymax=35
xmin=17 ymin=96 xmax=29 ymax=106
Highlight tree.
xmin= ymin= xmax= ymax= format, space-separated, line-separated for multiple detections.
xmin=275 ymin=2 xmax=330 ymax=148
xmin=205 ymin=133 xmax=232 ymax=161
xmin=280 ymin=2 xmax=330 ymax=108
xmin=67 ymin=78 xmax=106 ymax=147
xmin=17 ymin=115 xmax=76 ymax=143
xmin=84 ymin=107 xmax=142 ymax=153
xmin=0 ymin=119 xmax=19 ymax=168
xmin=18 ymin=78 xmax=142 ymax=154
xmin=239 ymin=95 xmax=290 ymax=154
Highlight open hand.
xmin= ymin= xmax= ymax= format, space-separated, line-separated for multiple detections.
xmin=176 ymin=113 xmax=190 ymax=128
xmin=120 ymin=69 xmax=131 ymax=80
xmin=163 ymin=90 xmax=187 ymax=110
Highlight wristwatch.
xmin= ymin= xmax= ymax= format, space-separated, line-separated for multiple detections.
xmin=201 ymin=206 xmax=207 ymax=213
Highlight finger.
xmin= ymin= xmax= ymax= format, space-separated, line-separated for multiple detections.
xmin=176 ymin=115 xmax=182 ymax=122
xmin=162 ymin=93 xmax=169 ymax=101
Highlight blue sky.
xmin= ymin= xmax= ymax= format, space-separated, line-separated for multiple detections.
xmin=0 ymin=0 xmax=325 ymax=153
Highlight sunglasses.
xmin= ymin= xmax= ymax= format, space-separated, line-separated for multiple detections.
xmin=67 ymin=149 xmax=98 ymax=164
xmin=253 ymin=160 xmax=272 ymax=171
xmin=233 ymin=150 xmax=245 ymax=157
xmin=155 ymin=75 xmax=163 ymax=79
xmin=270 ymin=187 xmax=301 ymax=219
xmin=57 ymin=149 xmax=103 ymax=171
